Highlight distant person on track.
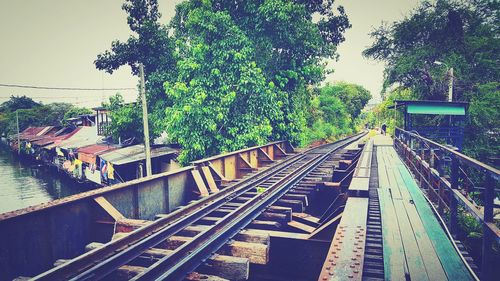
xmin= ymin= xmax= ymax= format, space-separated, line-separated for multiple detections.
xmin=381 ymin=123 xmax=387 ymax=135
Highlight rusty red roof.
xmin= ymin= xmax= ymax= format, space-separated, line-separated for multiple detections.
xmin=32 ymin=127 xmax=81 ymax=147
xmin=77 ymin=144 xmax=118 ymax=155
xmin=19 ymin=127 xmax=46 ymax=139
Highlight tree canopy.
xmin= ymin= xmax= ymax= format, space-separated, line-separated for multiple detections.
xmin=302 ymin=82 xmax=371 ymax=145
xmin=319 ymin=82 xmax=371 ymax=119
xmin=0 ymin=96 xmax=93 ymax=136
xmin=363 ymin=0 xmax=499 ymax=100
xmin=101 ymin=93 xmax=144 ymax=141
xmin=0 ymin=95 xmax=40 ymax=112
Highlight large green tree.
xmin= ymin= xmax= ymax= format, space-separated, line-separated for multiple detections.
xmin=95 ymin=0 xmax=350 ymax=162
xmin=171 ymin=0 xmax=350 ymax=143
xmin=167 ymin=0 xmax=350 ymax=162
xmin=165 ymin=2 xmax=281 ymax=163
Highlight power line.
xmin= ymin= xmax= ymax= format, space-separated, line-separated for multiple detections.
xmin=0 ymin=83 xmax=136 ymax=91
xmin=0 ymin=94 xmax=136 ymax=99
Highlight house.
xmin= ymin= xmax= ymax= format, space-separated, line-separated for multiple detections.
xmin=44 ymin=126 xmax=103 ymax=179
xmin=77 ymin=144 xmax=118 ymax=185
xmin=99 ymin=144 xmax=179 ymax=185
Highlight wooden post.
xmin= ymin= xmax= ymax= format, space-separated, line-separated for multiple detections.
xmin=481 ymin=173 xmax=494 ymax=280
xmin=16 ymin=110 xmax=20 ymax=154
xmin=139 ymin=64 xmax=152 ymax=177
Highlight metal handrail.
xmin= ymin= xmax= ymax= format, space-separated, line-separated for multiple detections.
xmin=396 ymin=127 xmax=499 ymax=177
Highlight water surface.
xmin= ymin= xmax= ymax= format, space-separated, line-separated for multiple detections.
xmin=0 ymin=143 xmax=91 ymax=214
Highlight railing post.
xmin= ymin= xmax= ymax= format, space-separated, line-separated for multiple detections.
xmin=481 ymin=173 xmax=494 ymax=280
xmin=436 ymin=155 xmax=442 ymax=176
xmin=449 ymin=155 xmax=459 ymax=236
xmin=430 ymin=149 xmax=435 ymax=168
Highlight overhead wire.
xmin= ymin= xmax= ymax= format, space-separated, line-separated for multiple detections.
xmin=0 ymin=83 xmax=136 ymax=91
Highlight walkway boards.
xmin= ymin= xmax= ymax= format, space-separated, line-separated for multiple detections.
xmin=375 ymin=137 xmax=472 ymax=281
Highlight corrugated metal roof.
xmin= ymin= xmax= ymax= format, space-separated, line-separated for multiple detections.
xmin=18 ymin=127 xmax=47 ymax=140
xmin=32 ymin=128 xmax=79 ymax=146
xmin=43 ymin=127 xmax=82 ymax=149
xmin=100 ymin=144 xmax=178 ymax=165
xmin=78 ymin=144 xmax=118 ymax=155
xmin=45 ymin=127 xmax=101 ymax=150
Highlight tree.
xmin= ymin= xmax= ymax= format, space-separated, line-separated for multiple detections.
xmin=0 ymin=96 xmax=97 ymax=137
xmin=95 ymin=0 xmax=176 ymax=139
xmin=465 ymin=82 xmax=500 ymax=161
xmin=363 ymin=0 xmax=499 ymax=100
xmin=301 ymin=82 xmax=371 ymax=145
xmin=363 ymin=0 xmax=499 ymax=164
xmin=0 ymin=95 xmax=40 ymax=113
xmin=371 ymin=87 xmax=415 ymax=136
xmin=319 ymin=82 xmax=371 ymax=119
xmin=101 ymin=93 xmax=143 ymax=141
xmin=165 ymin=2 xmax=281 ymax=163
xmin=167 ymin=0 xmax=350 ymax=162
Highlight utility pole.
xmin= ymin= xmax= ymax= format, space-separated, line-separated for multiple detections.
xmin=139 ymin=64 xmax=152 ymax=177
xmin=16 ymin=110 xmax=20 ymax=154
xmin=434 ymin=61 xmax=454 ymax=102
xmin=448 ymin=67 xmax=454 ymax=102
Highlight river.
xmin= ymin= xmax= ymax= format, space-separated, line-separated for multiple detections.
xmin=0 ymin=143 xmax=92 ymax=214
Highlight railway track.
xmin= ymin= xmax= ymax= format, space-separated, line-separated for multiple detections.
xmin=31 ymin=133 xmax=365 ymax=281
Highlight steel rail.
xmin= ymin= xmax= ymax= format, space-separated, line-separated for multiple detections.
xmin=68 ymin=158 xmax=311 ymax=280
xmin=140 ymin=152 xmax=329 ymax=280
xmin=31 ymin=154 xmax=305 ymax=281
xmin=32 ymin=132 xmax=365 ymax=281
xmin=131 ymin=134 xmax=361 ymax=281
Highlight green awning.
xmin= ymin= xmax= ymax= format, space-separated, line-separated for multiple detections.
xmin=407 ymin=104 xmax=466 ymax=115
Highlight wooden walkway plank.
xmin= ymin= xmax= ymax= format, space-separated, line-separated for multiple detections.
xmin=385 ymin=149 xmax=412 ymax=200
xmin=376 ymin=140 xmax=472 ymax=281
xmin=377 ymin=188 xmax=407 ymax=281
xmin=402 ymin=198 xmax=448 ymax=281
xmin=376 ymin=147 xmax=391 ymax=190
xmin=397 ymin=165 xmax=472 ymax=281
xmin=392 ymin=198 xmax=430 ymax=281
xmin=378 ymin=147 xmax=402 ymax=199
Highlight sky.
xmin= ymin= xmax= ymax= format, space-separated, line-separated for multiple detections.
xmin=0 ymin=0 xmax=419 ymax=108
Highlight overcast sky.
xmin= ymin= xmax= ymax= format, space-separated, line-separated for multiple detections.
xmin=0 ymin=0 xmax=419 ymax=108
